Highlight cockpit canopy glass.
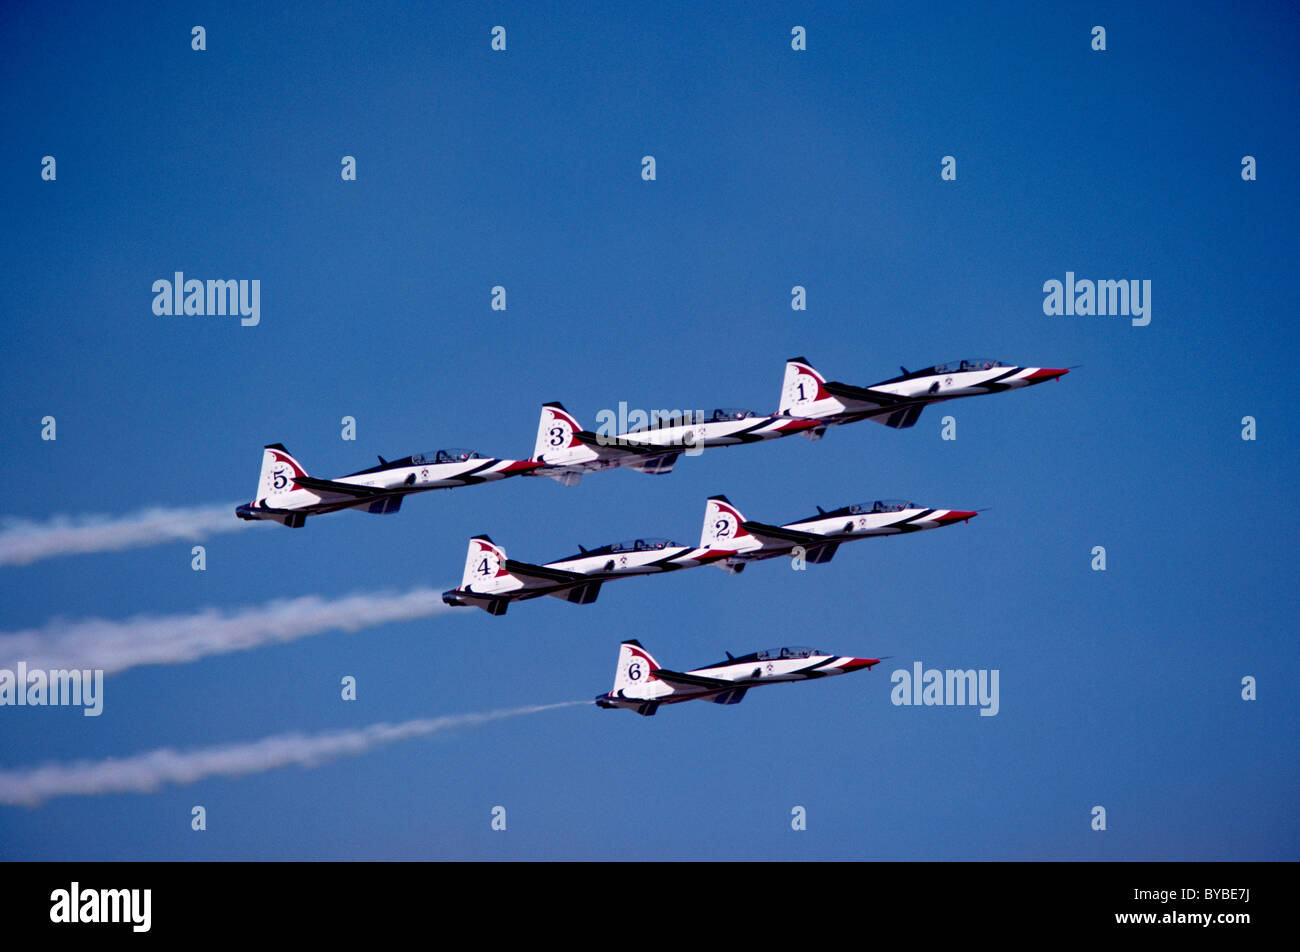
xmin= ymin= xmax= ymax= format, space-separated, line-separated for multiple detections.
xmin=710 ymin=407 xmax=756 ymax=422
xmin=412 ymin=449 xmax=481 ymax=465
xmin=931 ymin=358 xmax=1004 ymax=374
xmin=565 ymin=537 xmax=679 ymax=561
xmin=755 ymin=646 xmax=824 ymax=661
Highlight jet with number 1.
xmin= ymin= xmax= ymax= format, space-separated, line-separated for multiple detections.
xmin=595 ymin=640 xmax=881 ymax=716
xmin=778 ymin=356 xmax=1069 ymax=430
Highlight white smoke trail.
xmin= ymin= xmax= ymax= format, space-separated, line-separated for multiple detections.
xmin=0 ymin=702 xmax=588 ymax=806
xmin=0 ymin=502 xmax=260 ymax=566
xmin=0 ymin=588 xmax=455 ymax=676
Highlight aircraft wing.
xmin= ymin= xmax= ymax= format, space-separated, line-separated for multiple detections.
xmin=291 ymin=475 xmax=389 ymax=498
xmin=572 ymin=430 xmax=674 ymax=457
xmin=652 ymin=668 xmax=737 ymax=690
xmin=823 ymin=380 xmax=910 ymax=407
xmin=823 ymin=381 xmax=927 ymax=428
xmin=502 ymin=558 xmax=591 ymax=587
xmin=740 ymin=520 xmax=826 ymax=547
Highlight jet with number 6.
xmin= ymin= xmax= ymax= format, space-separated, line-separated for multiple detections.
xmin=235 ymin=443 xmax=541 ymax=528
xmin=779 ymin=356 xmax=1069 ymax=430
xmin=595 ymin=639 xmax=880 ymax=716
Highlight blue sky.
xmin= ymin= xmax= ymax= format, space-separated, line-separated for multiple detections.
xmin=1 ymin=0 xmax=1296 ymax=860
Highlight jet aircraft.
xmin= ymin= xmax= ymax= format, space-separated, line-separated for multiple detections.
xmin=778 ymin=356 xmax=1068 ymax=430
xmin=441 ymin=533 xmax=727 ymax=615
xmin=595 ymin=639 xmax=880 ymax=715
xmin=235 ymin=443 xmax=541 ymax=528
xmin=529 ymin=402 xmax=823 ymax=486
xmin=700 ymin=495 xmax=978 ymax=571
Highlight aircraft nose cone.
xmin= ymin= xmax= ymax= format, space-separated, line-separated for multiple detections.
xmin=841 ymin=658 xmax=880 ymax=672
xmin=505 ymin=459 xmax=545 ymax=473
xmin=1025 ymin=367 xmax=1069 ymax=382
xmin=936 ymin=510 xmax=978 ymax=524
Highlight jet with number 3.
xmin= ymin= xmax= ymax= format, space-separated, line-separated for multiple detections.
xmin=595 ymin=639 xmax=880 ymax=716
xmin=235 ymin=443 xmax=541 ymax=528
xmin=528 ymin=402 xmax=823 ymax=487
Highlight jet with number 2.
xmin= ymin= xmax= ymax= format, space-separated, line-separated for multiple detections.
xmin=595 ymin=640 xmax=880 ymax=716
xmin=778 ymin=356 xmax=1069 ymax=430
xmin=699 ymin=494 xmax=978 ymax=572
xmin=235 ymin=443 xmax=541 ymax=528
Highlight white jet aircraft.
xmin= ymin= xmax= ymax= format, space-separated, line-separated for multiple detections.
xmin=778 ymin=356 xmax=1069 ymax=430
xmin=529 ymin=402 xmax=823 ymax=486
xmin=441 ymin=533 xmax=729 ymax=615
xmin=235 ymin=443 xmax=541 ymax=528
xmin=595 ymin=639 xmax=880 ymax=715
xmin=699 ymin=494 xmax=977 ymax=572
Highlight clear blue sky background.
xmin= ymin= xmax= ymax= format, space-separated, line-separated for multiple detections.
xmin=2 ymin=0 xmax=1296 ymax=860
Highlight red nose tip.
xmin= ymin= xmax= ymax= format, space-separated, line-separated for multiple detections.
xmin=1024 ymin=367 xmax=1069 ymax=382
xmin=936 ymin=510 xmax=978 ymax=524
xmin=505 ymin=460 xmax=546 ymax=473
xmin=841 ymin=658 xmax=881 ymax=672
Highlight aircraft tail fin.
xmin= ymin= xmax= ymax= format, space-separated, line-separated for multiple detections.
xmin=700 ymin=495 xmax=758 ymax=552
xmin=779 ymin=357 xmax=844 ymax=417
xmin=533 ymin=402 xmax=585 ymax=462
xmin=612 ymin=639 xmax=660 ymax=698
xmin=257 ymin=443 xmax=309 ymax=500
xmin=460 ymin=535 xmax=516 ymax=593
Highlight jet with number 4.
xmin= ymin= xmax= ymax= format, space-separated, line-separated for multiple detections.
xmin=778 ymin=356 xmax=1069 ymax=430
xmin=441 ymin=533 xmax=728 ymax=615
xmin=235 ymin=443 xmax=541 ymax=528
xmin=699 ymin=494 xmax=978 ymax=572
xmin=528 ymin=402 xmax=823 ymax=486
xmin=595 ymin=639 xmax=881 ymax=716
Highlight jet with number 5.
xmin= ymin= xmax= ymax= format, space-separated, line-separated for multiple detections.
xmin=595 ymin=639 xmax=880 ymax=716
xmin=699 ymin=494 xmax=977 ymax=572
xmin=778 ymin=356 xmax=1069 ymax=430
xmin=528 ymin=402 xmax=823 ymax=486
xmin=235 ymin=443 xmax=541 ymax=528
